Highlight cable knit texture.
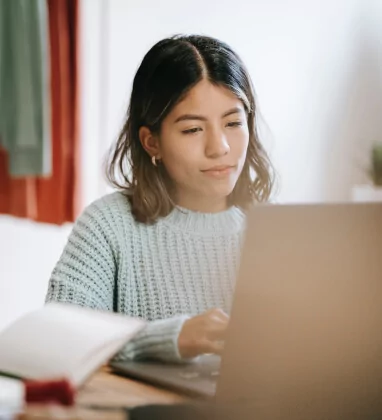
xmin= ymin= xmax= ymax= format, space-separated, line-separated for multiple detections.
xmin=45 ymin=192 xmax=245 ymax=362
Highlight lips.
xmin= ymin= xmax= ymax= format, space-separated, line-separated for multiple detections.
xmin=201 ymin=165 xmax=236 ymax=178
xmin=202 ymin=165 xmax=235 ymax=173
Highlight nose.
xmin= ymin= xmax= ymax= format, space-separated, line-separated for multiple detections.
xmin=205 ymin=128 xmax=230 ymax=159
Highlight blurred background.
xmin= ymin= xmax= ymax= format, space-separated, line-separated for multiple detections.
xmin=1 ymin=0 xmax=382 ymax=331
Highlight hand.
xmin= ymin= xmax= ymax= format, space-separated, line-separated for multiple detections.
xmin=177 ymin=308 xmax=229 ymax=359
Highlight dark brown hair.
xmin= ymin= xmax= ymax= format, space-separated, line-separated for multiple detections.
xmin=107 ymin=35 xmax=275 ymax=223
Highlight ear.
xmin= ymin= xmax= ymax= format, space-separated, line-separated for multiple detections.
xmin=139 ymin=126 xmax=160 ymax=158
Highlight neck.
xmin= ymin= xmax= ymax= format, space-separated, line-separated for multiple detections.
xmin=175 ymin=193 xmax=228 ymax=214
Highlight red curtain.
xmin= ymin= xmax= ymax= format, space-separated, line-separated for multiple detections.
xmin=0 ymin=0 xmax=80 ymax=225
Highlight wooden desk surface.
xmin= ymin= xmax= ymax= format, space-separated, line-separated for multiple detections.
xmin=78 ymin=366 xmax=187 ymax=407
xmin=19 ymin=367 xmax=187 ymax=420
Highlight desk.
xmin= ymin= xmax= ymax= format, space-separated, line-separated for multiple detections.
xmin=19 ymin=367 xmax=187 ymax=420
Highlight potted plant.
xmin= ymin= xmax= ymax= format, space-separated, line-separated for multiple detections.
xmin=352 ymin=143 xmax=382 ymax=202
xmin=370 ymin=143 xmax=382 ymax=186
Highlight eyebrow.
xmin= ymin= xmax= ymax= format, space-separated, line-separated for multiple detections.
xmin=174 ymin=107 xmax=243 ymax=123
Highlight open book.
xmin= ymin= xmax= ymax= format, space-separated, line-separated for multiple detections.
xmin=0 ymin=303 xmax=145 ymax=387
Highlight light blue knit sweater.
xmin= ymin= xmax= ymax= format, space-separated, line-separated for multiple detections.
xmin=45 ymin=192 xmax=245 ymax=362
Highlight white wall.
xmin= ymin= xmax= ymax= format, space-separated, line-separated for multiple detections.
xmin=0 ymin=217 xmax=72 ymax=331
xmin=1 ymin=0 xmax=381 ymax=331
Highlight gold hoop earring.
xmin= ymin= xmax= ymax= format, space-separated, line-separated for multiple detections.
xmin=152 ymin=156 xmax=157 ymax=167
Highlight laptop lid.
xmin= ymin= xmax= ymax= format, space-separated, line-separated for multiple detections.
xmin=216 ymin=202 xmax=382 ymax=419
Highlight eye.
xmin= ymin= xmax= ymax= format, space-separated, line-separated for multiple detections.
xmin=182 ymin=127 xmax=202 ymax=135
xmin=226 ymin=121 xmax=243 ymax=128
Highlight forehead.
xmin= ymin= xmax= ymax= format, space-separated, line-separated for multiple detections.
xmin=169 ymin=80 xmax=245 ymax=119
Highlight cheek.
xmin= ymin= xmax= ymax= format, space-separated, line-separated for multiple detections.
xmin=229 ymin=129 xmax=249 ymax=160
xmin=164 ymin=153 xmax=192 ymax=179
xmin=160 ymin=136 xmax=200 ymax=181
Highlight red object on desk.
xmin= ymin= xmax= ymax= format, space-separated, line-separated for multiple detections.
xmin=24 ymin=379 xmax=75 ymax=406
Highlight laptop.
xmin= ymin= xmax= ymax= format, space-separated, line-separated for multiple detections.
xmin=111 ymin=353 xmax=220 ymax=398
xmin=110 ymin=203 xmax=382 ymax=417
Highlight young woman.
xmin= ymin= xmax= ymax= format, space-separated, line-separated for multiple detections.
xmin=45 ymin=34 xmax=275 ymax=362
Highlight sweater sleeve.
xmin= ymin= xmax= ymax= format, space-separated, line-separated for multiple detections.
xmin=45 ymin=199 xmax=190 ymax=363
xmin=113 ymin=315 xmax=191 ymax=363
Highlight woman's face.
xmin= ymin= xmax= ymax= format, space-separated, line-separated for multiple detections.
xmin=156 ymin=79 xmax=249 ymax=212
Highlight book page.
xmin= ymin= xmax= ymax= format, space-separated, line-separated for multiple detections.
xmin=0 ymin=303 xmax=145 ymax=386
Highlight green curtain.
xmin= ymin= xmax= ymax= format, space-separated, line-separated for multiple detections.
xmin=0 ymin=0 xmax=51 ymax=177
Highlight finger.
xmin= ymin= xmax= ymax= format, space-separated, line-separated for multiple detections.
xmin=198 ymin=339 xmax=225 ymax=356
xmin=207 ymin=308 xmax=229 ymax=321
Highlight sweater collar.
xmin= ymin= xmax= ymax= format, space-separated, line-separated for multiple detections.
xmin=162 ymin=205 xmax=246 ymax=235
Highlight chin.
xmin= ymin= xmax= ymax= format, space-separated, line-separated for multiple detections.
xmin=202 ymin=182 xmax=236 ymax=201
